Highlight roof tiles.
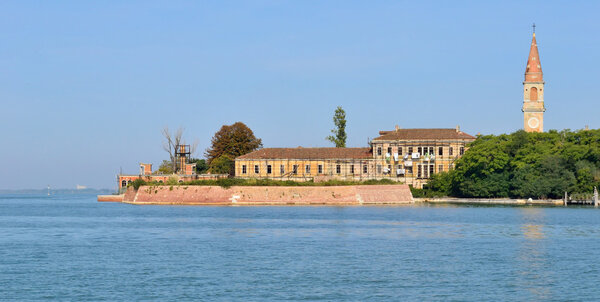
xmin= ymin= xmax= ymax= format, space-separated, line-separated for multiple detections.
xmin=236 ymin=147 xmax=372 ymax=160
xmin=373 ymin=128 xmax=476 ymax=141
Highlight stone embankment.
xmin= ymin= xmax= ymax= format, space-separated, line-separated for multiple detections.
xmin=416 ymin=197 xmax=563 ymax=206
xmin=98 ymin=185 xmax=414 ymax=205
xmin=97 ymin=194 xmax=125 ymax=202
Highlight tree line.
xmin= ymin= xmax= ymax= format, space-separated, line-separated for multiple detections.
xmin=423 ymin=129 xmax=600 ymax=199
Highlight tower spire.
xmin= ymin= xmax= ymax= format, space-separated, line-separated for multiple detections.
xmin=524 ymin=27 xmax=542 ymax=82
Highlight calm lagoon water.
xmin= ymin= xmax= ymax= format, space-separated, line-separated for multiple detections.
xmin=2 ymin=194 xmax=600 ymax=301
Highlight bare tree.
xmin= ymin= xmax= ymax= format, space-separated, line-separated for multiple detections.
xmin=162 ymin=126 xmax=199 ymax=173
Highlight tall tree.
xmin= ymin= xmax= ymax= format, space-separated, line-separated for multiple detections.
xmin=326 ymin=106 xmax=347 ymax=147
xmin=205 ymin=122 xmax=262 ymax=173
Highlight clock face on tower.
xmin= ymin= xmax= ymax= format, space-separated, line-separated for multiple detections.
xmin=528 ymin=117 xmax=540 ymax=129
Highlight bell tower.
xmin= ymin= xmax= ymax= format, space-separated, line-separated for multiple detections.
xmin=522 ymin=24 xmax=545 ymax=132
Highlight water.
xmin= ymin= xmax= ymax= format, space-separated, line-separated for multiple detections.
xmin=2 ymin=194 xmax=600 ymax=301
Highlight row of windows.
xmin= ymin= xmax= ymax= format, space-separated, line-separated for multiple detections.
xmin=241 ymin=163 xmax=454 ymax=177
xmin=376 ymin=146 xmax=464 ymax=156
xmin=241 ymin=164 xmax=368 ymax=175
xmin=374 ymin=164 xmax=454 ymax=176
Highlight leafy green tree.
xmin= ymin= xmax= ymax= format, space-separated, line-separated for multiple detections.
xmin=210 ymin=155 xmax=234 ymax=175
xmin=157 ymin=160 xmax=174 ymax=174
xmin=190 ymin=158 xmax=209 ymax=174
xmin=426 ymin=129 xmax=600 ymax=198
xmin=511 ymin=156 xmax=576 ymax=199
xmin=205 ymin=122 xmax=262 ymax=167
xmin=326 ymin=106 xmax=347 ymax=147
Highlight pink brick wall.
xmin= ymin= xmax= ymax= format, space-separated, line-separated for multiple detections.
xmin=123 ymin=185 xmax=413 ymax=205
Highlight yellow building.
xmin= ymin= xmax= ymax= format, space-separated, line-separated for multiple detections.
xmin=370 ymin=126 xmax=476 ymax=188
xmin=235 ymin=127 xmax=476 ymax=188
xmin=235 ymin=147 xmax=373 ymax=182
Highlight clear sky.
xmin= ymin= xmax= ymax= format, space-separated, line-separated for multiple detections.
xmin=1 ymin=1 xmax=599 ymax=190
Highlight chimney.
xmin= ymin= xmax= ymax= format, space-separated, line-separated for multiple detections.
xmin=395 ymin=125 xmax=400 ymax=132
xmin=456 ymin=125 xmax=460 ymax=133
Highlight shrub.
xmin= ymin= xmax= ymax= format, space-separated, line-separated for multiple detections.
xmin=130 ymin=178 xmax=147 ymax=190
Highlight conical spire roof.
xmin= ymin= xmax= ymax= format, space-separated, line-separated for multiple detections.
xmin=525 ymin=33 xmax=543 ymax=82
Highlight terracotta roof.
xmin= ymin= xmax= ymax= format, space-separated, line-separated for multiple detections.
xmin=373 ymin=128 xmax=476 ymax=141
xmin=525 ymin=33 xmax=543 ymax=82
xmin=236 ymin=147 xmax=372 ymax=160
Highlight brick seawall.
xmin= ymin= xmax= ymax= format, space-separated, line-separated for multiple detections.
xmin=113 ymin=185 xmax=413 ymax=205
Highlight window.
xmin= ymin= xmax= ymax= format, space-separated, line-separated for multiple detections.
xmin=438 ymin=147 xmax=443 ymax=156
xmin=377 ymin=165 xmax=382 ymax=174
xmin=429 ymin=147 xmax=434 ymax=154
xmin=318 ymin=164 xmax=323 ymax=174
xmin=254 ymin=165 xmax=259 ymax=174
xmin=417 ymin=147 xmax=422 ymax=154
xmin=449 ymin=147 xmax=454 ymax=156
xmin=417 ymin=165 xmax=422 ymax=178
xmin=305 ymin=164 xmax=311 ymax=174
xmin=280 ymin=165 xmax=285 ymax=174
xmin=336 ymin=165 xmax=341 ymax=174
xmin=429 ymin=165 xmax=434 ymax=177
xmin=387 ymin=147 xmax=392 ymax=154
xmin=438 ymin=165 xmax=443 ymax=172
xmin=530 ymin=87 xmax=538 ymax=101
xmin=377 ymin=147 xmax=382 ymax=156
xmin=267 ymin=165 xmax=272 ymax=174
xmin=399 ymin=147 xmax=402 ymax=155
xmin=460 ymin=147 xmax=465 ymax=155
xmin=242 ymin=165 xmax=247 ymax=174
xmin=363 ymin=165 xmax=368 ymax=173
xmin=406 ymin=166 xmax=413 ymax=174
xmin=121 ymin=180 xmax=127 ymax=187
xmin=293 ymin=165 xmax=298 ymax=174
xmin=408 ymin=147 xmax=413 ymax=155
xmin=387 ymin=165 xmax=392 ymax=174
xmin=350 ymin=165 xmax=355 ymax=174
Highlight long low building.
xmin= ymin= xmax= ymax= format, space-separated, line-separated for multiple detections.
xmin=235 ymin=127 xmax=476 ymax=188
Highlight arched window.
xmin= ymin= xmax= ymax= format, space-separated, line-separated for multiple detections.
xmin=121 ymin=180 xmax=127 ymax=187
xmin=530 ymin=87 xmax=538 ymax=102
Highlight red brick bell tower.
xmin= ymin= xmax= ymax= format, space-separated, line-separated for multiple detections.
xmin=522 ymin=24 xmax=546 ymax=132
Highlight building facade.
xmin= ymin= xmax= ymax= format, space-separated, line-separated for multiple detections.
xmin=522 ymin=31 xmax=545 ymax=132
xmin=370 ymin=126 xmax=476 ymax=188
xmin=235 ymin=147 xmax=373 ymax=182
xmin=234 ymin=127 xmax=476 ymax=188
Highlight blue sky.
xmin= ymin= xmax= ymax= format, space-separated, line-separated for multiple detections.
xmin=1 ymin=1 xmax=599 ymax=189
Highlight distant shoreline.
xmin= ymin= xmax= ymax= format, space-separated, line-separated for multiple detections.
xmin=1 ymin=188 xmax=111 ymax=195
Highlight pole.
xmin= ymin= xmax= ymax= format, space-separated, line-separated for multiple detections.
xmin=594 ymin=187 xmax=598 ymax=207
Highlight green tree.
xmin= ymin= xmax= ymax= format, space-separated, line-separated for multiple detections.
xmin=190 ymin=158 xmax=209 ymax=174
xmin=157 ymin=160 xmax=174 ymax=174
xmin=210 ymin=155 xmax=234 ymax=175
xmin=426 ymin=129 xmax=600 ymax=198
xmin=326 ymin=106 xmax=347 ymax=147
xmin=205 ymin=122 xmax=262 ymax=173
